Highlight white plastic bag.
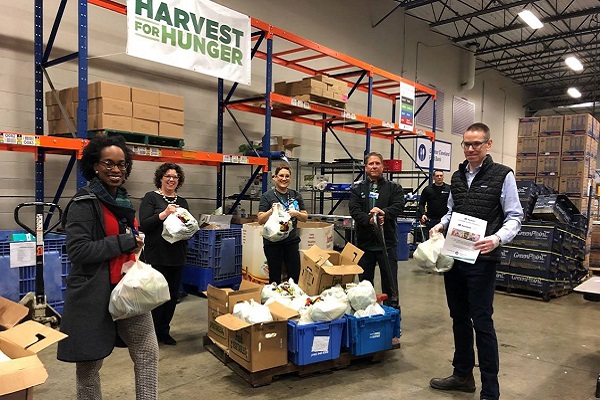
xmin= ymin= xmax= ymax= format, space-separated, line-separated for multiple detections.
xmin=109 ymin=258 xmax=170 ymax=321
xmin=161 ymin=207 xmax=199 ymax=244
xmin=261 ymin=203 xmax=292 ymax=242
xmin=413 ymin=232 xmax=454 ymax=273
xmin=347 ymin=280 xmax=377 ymax=311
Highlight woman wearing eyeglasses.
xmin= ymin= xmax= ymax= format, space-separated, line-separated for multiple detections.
xmin=58 ymin=135 xmax=157 ymax=400
xmin=139 ymin=162 xmax=189 ymax=345
xmin=257 ymin=164 xmax=308 ymax=284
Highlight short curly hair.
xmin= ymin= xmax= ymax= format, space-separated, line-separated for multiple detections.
xmin=80 ymin=135 xmax=133 ymax=181
xmin=153 ymin=162 xmax=185 ymax=189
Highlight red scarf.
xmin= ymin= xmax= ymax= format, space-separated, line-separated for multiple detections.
xmin=101 ymin=203 xmax=138 ymax=284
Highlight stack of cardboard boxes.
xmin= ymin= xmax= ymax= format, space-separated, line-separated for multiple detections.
xmin=516 ymin=114 xmax=599 ymax=211
xmin=274 ymin=75 xmax=349 ymax=108
xmin=45 ymin=81 xmax=184 ymax=139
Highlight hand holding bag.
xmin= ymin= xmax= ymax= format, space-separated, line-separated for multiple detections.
xmin=109 ymin=254 xmax=170 ymax=321
xmin=162 ymin=207 xmax=199 ymax=244
xmin=261 ymin=203 xmax=293 ymax=242
xmin=413 ymin=232 xmax=454 ymax=273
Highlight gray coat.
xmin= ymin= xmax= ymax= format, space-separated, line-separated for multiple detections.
xmin=57 ymin=187 xmax=137 ymax=362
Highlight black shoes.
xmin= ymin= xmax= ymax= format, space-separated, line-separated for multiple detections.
xmin=158 ymin=334 xmax=177 ymax=345
xmin=430 ymin=374 xmax=476 ymax=393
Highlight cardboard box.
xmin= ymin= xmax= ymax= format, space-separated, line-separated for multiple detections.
xmin=132 ymin=103 xmax=160 ymax=121
xmin=516 ymin=137 xmax=538 ymax=155
xmin=159 ymin=122 xmax=184 ymax=139
xmin=538 ymin=136 xmax=562 ymax=155
xmin=159 ymin=108 xmax=184 ymax=125
xmin=537 ymin=155 xmax=560 ymax=176
xmin=215 ymin=302 xmax=298 ymax=372
xmin=562 ymin=134 xmax=597 ymax=156
xmin=131 ymin=87 xmax=160 ymax=106
xmin=89 ymin=114 xmax=132 ymax=132
xmin=89 ymin=98 xmax=133 ymax=117
xmin=535 ymin=176 xmax=559 ymax=191
xmin=564 ymin=113 xmax=596 ymax=134
xmin=297 ymin=221 xmax=334 ymax=250
xmin=539 ymin=115 xmax=564 ymax=135
xmin=515 ymin=156 xmax=537 ymax=176
xmin=560 ymin=156 xmax=595 ymax=177
xmin=159 ymin=92 xmax=184 ymax=110
xmin=559 ymin=176 xmax=592 ymax=197
xmin=0 ymin=297 xmax=67 ymax=398
xmin=88 ymin=81 xmax=131 ymax=101
xmin=205 ymin=281 xmax=262 ymax=349
xmin=299 ymin=243 xmax=364 ymax=296
xmin=273 ymin=81 xmax=289 ymax=96
xmin=241 ymin=223 xmax=269 ymax=284
xmin=199 ymin=214 xmax=232 ymax=229
xmin=131 ymin=118 xmax=159 ymax=135
xmin=518 ymin=117 xmax=540 ymax=137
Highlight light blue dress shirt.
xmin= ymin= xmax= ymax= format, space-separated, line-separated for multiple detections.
xmin=440 ymin=164 xmax=523 ymax=245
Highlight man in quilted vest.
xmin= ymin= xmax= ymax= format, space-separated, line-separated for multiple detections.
xmin=429 ymin=123 xmax=523 ymax=400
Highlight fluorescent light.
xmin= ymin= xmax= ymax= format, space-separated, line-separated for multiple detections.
xmin=565 ymin=56 xmax=584 ymax=71
xmin=518 ymin=10 xmax=544 ymax=29
xmin=567 ymin=87 xmax=582 ymax=98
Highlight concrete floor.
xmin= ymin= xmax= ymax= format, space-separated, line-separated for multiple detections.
xmin=33 ymin=259 xmax=600 ymax=400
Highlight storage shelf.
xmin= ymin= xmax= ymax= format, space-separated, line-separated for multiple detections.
xmin=0 ymin=131 xmax=268 ymax=169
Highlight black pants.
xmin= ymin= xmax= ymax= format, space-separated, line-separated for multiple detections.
xmin=263 ymin=240 xmax=301 ymax=284
xmin=422 ymin=218 xmax=441 ymax=240
xmin=444 ymin=259 xmax=499 ymax=400
xmin=151 ymin=264 xmax=184 ymax=338
xmin=358 ymin=247 xmax=399 ymax=305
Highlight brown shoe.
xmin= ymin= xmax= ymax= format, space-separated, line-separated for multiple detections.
xmin=430 ymin=374 xmax=476 ymax=393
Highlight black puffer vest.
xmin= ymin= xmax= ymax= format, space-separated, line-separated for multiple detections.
xmin=451 ymin=155 xmax=511 ymax=261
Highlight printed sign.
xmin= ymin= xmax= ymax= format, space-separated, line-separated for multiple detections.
xmin=416 ymin=137 xmax=452 ymax=171
xmin=127 ymin=0 xmax=251 ymax=85
xmin=398 ymin=82 xmax=415 ymax=132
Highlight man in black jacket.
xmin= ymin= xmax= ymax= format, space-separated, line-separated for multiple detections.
xmin=418 ymin=169 xmax=450 ymax=239
xmin=349 ymin=152 xmax=405 ymax=308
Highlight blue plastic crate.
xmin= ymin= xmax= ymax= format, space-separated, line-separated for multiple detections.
xmin=186 ymin=227 xmax=242 ymax=280
xmin=181 ymin=265 xmax=242 ymax=293
xmin=287 ymin=317 xmax=345 ymax=365
xmin=343 ymin=306 xmax=401 ymax=356
xmin=0 ymin=230 xmax=69 ymax=311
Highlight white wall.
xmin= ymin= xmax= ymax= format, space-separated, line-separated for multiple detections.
xmin=0 ymin=0 xmax=523 ymax=228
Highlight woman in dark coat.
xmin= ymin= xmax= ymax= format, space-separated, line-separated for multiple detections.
xmin=57 ymin=135 xmax=158 ymax=400
xmin=139 ymin=162 xmax=189 ymax=345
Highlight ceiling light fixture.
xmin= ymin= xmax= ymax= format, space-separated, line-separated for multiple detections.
xmin=565 ymin=56 xmax=584 ymax=71
xmin=567 ymin=88 xmax=582 ymax=98
xmin=518 ymin=10 xmax=544 ymax=29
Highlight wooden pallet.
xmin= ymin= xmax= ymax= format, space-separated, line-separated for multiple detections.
xmin=496 ymin=284 xmax=572 ymax=302
xmin=203 ymin=335 xmax=400 ymax=387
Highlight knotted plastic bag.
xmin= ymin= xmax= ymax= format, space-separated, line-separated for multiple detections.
xmin=261 ymin=203 xmax=292 ymax=242
xmin=162 ymin=207 xmax=199 ymax=243
xmin=109 ymin=257 xmax=170 ymax=321
xmin=413 ymin=232 xmax=454 ymax=273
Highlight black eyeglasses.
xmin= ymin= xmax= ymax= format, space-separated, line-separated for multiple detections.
xmin=163 ymin=175 xmax=179 ymax=180
xmin=98 ymin=160 xmax=129 ymax=171
xmin=460 ymin=140 xmax=488 ymax=150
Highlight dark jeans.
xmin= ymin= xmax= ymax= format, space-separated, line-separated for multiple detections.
xmin=444 ymin=259 xmax=499 ymax=400
xmin=263 ymin=240 xmax=301 ymax=284
xmin=151 ymin=264 xmax=184 ymax=338
xmin=422 ymin=218 xmax=441 ymax=240
xmin=358 ymin=247 xmax=399 ymax=305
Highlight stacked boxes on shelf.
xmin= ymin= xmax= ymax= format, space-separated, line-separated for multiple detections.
xmin=515 ymin=117 xmax=540 ymax=180
xmin=45 ymin=81 xmax=184 ymax=139
xmin=274 ymin=75 xmax=349 ymax=108
xmin=559 ymin=114 xmax=598 ymax=199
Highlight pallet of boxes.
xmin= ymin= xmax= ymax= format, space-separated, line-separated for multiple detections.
xmin=45 ymin=81 xmax=185 ymax=148
xmin=274 ymin=75 xmax=349 ymax=109
xmin=205 ymin=242 xmax=401 ymax=386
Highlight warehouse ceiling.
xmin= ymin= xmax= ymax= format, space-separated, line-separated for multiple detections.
xmin=387 ymin=0 xmax=600 ymax=115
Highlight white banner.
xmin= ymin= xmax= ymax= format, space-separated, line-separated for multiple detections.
xmin=415 ymin=137 xmax=452 ymax=171
xmin=398 ymin=82 xmax=415 ymax=132
xmin=127 ymin=0 xmax=251 ymax=85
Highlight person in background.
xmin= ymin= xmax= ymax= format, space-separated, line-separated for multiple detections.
xmin=349 ymin=152 xmax=405 ymax=309
xmin=418 ymin=169 xmax=451 ymax=239
xmin=139 ymin=162 xmax=189 ymax=346
xmin=57 ymin=135 xmax=156 ymax=400
xmin=429 ymin=123 xmax=523 ymax=400
xmin=257 ymin=164 xmax=308 ymax=284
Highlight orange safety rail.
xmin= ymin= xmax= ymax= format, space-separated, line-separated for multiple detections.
xmin=0 ymin=132 xmax=86 ymax=155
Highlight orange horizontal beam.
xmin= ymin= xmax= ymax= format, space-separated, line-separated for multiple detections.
xmin=89 ymin=0 xmax=126 ymax=14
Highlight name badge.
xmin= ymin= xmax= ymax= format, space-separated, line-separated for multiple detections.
xmin=369 ymin=192 xmax=379 ymax=199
